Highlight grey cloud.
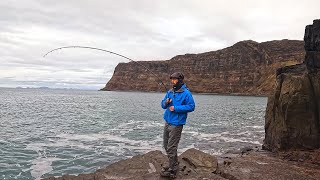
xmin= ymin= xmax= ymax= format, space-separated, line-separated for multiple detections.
xmin=0 ymin=0 xmax=319 ymax=89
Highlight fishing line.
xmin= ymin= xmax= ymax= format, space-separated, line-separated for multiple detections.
xmin=43 ymin=46 xmax=168 ymax=91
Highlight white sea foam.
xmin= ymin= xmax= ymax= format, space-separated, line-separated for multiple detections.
xmin=136 ymin=121 xmax=163 ymax=129
xmin=219 ymin=136 xmax=249 ymax=143
xmin=186 ymin=131 xmax=230 ymax=141
xmin=199 ymin=132 xmax=223 ymax=138
xmin=30 ymin=157 xmax=60 ymax=180
xmin=245 ymin=125 xmax=264 ymax=129
xmin=26 ymin=138 xmax=90 ymax=152
xmin=26 ymin=132 xmax=164 ymax=158
xmin=111 ymin=121 xmax=163 ymax=136
xmin=218 ymin=136 xmax=262 ymax=145
xmin=205 ymin=148 xmax=224 ymax=156
xmin=116 ymin=120 xmax=139 ymax=128
xmin=25 ymin=143 xmax=45 ymax=152
xmin=232 ymin=131 xmax=252 ymax=136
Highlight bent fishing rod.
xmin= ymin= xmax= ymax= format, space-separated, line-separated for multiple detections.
xmin=43 ymin=46 xmax=169 ymax=91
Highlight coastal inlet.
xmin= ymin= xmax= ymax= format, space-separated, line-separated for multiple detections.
xmin=0 ymin=88 xmax=266 ymax=179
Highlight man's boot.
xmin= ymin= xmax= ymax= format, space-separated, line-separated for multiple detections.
xmin=160 ymin=161 xmax=179 ymax=178
xmin=160 ymin=166 xmax=170 ymax=177
xmin=160 ymin=168 xmax=177 ymax=178
xmin=169 ymin=162 xmax=179 ymax=178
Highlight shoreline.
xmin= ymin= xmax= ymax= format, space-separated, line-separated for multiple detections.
xmin=42 ymin=147 xmax=320 ymax=180
xmin=99 ymin=89 xmax=269 ymax=97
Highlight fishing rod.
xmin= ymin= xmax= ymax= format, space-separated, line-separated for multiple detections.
xmin=43 ymin=46 xmax=169 ymax=91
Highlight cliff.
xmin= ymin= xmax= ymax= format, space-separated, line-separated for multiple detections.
xmin=101 ymin=40 xmax=305 ymax=95
xmin=263 ymin=19 xmax=320 ymax=151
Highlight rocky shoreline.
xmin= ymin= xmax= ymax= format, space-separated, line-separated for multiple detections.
xmin=43 ymin=147 xmax=320 ymax=180
xmin=43 ymin=19 xmax=320 ymax=180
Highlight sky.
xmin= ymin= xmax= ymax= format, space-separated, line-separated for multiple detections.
xmin=0 ymin=0 xmax=319 ymax=90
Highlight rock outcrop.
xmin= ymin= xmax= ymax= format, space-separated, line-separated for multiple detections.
xmin=263 ymin=19 xmax=320 ymax=151
xmin=43 ymin=149 xmax=223 ymax=180
xmin=43 ymin=148 xmax=320 ymax=180
xmin=101 ymin=40 xmax=304 ymax=95
xmin=217 ymin=150 xmax=320 ymax=180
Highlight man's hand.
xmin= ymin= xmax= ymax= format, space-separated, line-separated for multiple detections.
xmin=165 ymin=98 xmax=172 ymax=105
xmin=169 ymin=106 xmax=174 ymax=111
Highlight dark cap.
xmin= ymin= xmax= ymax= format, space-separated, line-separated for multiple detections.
xmin=170 ymin=72 xmax=184 ymax=80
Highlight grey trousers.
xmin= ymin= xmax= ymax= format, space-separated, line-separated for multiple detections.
xmin=163 ymin=123 xmax=183 ymax=171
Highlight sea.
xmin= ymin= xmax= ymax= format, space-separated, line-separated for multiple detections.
xmin=0 ymin=88 xmax=267 ymax=179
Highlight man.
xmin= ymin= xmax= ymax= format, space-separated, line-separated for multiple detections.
xmin=160 ymin=72 xmax=195 ymax=178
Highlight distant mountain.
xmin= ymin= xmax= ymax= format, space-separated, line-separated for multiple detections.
xmin=16 ymin=86 xmax=50 ymax=89
xmin=101 ymin=39 xmax=305 ymax=95
xmin=15 ymin=86 xmax=78 ymax=90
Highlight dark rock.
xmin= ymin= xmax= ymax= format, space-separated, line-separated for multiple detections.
xmin=223 ymin=159 xmax=232 ymax=166
xmin=264 ymin=68 xmax=320 ymax=151
xmin=240 ymin=147 xmax=253 ymax=155
xmin=304 ymin=20 xmax=320 ymax=69
xmin=264 ymin=20 xmax=320 ymax=151
xmin=304 ymin=19 xmax=320 ymax=51
xmin=305 ymin=51 xmax=320 ymax=69
xmin=276 ymin=64 xmax=306 ymax=76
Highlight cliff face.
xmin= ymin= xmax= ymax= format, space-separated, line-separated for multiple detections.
xmin=263 ymin=20 xmax=320 ymax=151
xmin=102 ymin=39 xmax=305 ymax=95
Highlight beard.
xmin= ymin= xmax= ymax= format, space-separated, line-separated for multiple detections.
xmin=173 ymin=80 xmax=184 ymax=91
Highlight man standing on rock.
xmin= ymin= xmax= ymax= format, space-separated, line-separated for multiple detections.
xmin=160 ymin=72 xmax=195 ymax=178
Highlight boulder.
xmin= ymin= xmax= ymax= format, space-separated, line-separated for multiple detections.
xmin=42 ymin=149 xmax=223 ymax=180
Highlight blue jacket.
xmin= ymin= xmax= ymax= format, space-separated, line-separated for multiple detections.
xmin=161 ymin=84 xmax=195 ymax=126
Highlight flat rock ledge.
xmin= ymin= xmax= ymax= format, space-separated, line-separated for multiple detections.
xmin=43 ymin=148 xmax=320 ymax=180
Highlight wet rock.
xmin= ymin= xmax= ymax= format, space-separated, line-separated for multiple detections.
xmin=42 ymin=149 xmax=225 ymax=180
xmin=279 ymin=149 xmax=320 ymax=166
xmin=43 ymin=149 xmax=320 ymax=180
xmin=240 ymin=146 xmax=253 ymax=155
xmin=223 ymin=159 xmax=232 ymax=166
xmin=217 ymin=151 xmax=320 ymax=180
